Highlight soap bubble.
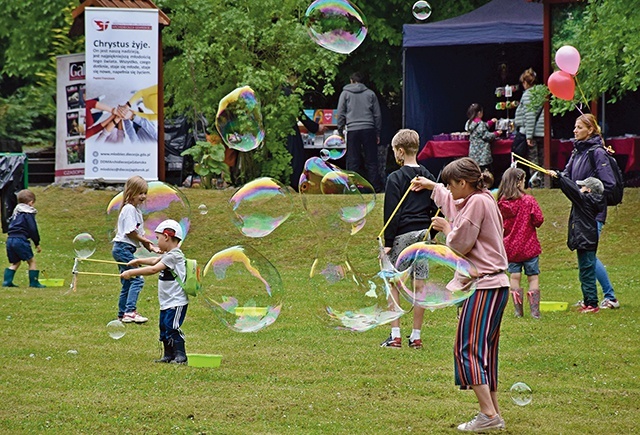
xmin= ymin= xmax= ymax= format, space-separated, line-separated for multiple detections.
xmin=510 ymin=382 xmax=533 ymax=406
xmin=107 ymin=320 xmax=126 ymax=340
xmin=215 ymin=86 xmax=265 ymax=152
xmin=228 ymin=177 xmax=293 ymax=238
xmin=73 ymin=233 xmax=96 ymax=259
xmin=299 ymin=158 xmax=375 ymax=236
xmin=320 ymin=135 xmax=346 ymax=160
xmin=412 ymin=1 xmax=432 ymax=20
xmin=106 ymin=181 xmax=191 ymax=249
xmin=201 ymin=245 xmax=283 ymax=333
xmin=312 ymin=248 xmax=408 ymax=331
xmin=198 ymin=204 xmax=208 ymax=215
xmin=394 ymin=243 xmax=477 ymax=310
xmin=304 ymin=0 xmax=368 ymax=54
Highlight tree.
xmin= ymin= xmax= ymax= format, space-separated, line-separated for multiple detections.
xmin=0 ymin=0 xmax=83 ymax=146
xmin=159 ymin=0 xmax=341 ymax=185
xmin=551 ymin=0 xmax=640 ymax=112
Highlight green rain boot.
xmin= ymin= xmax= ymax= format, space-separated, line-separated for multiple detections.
xmin=3 ymin=268 xmax=18 ymax=287
xmin=28 ymin=270 xmax=46 ymax=288
xmin=155 ymin=340 xmax=174 ymax=363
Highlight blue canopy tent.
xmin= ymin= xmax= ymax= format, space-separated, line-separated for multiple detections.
xmin=403 ymin=0 xmax=544 ymax=147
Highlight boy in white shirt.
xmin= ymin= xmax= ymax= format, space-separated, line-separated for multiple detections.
xmin=121 ymin=219 xmax=189 ymax=364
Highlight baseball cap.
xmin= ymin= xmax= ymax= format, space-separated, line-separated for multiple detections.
xmin=577 ymin=177 xmax=604 ymax=195
xmin=155 ymin=219 xmax=184 ymax=240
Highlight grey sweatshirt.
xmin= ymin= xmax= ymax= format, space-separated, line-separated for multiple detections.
xmin=336 ymin=83 xmax=381 ymax=134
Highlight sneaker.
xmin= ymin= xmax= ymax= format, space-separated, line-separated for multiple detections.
xmin=408 ymin=338 xmax=423 ymax=349
xmin=579 ymin=305 xmax=600 ymax=314
xmin=380 ymin=335 xmax=401 ymax=348
xmin=573 ymin=300 xmax=586 ymax=309
xmin=457 ymin=413 xmax=504 ymax=432
xmin=600 ymin=298 xmax=620 ymax=309
xmin=122 ymin=311 xmax=148 ymax=323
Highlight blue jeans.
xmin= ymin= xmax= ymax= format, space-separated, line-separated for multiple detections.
xmin=577 ymin=249 xmax=598 ymax=307
xmin=159 ymin=304 xmax=188 ymax=344
xmin=596 ymin=221 xmax=616 ymax=300
xmin=112 ymin=242 xmax=145 ymax=317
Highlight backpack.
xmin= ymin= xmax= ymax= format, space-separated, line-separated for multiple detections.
xmin=587 ymin=145 xmax=624 ymax=206
xmin=172 ymin=258 xmax=202 ymax=296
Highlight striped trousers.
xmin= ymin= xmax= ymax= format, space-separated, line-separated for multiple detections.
xmin=454 ymin=287 xmax=509 ymax=391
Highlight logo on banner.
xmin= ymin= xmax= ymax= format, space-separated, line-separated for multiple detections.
xmin=69 ymin=62 xmax=85 ymax=81
xmin=93 ymin=19 xmax=110 ymax=31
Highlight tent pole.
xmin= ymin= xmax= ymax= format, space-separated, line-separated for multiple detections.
xmin=402 ymin=48 xmax=406 ymax=128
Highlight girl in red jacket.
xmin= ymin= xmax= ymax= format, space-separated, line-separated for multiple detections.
xmin=497 ymin=167 xmax=545 ymax=318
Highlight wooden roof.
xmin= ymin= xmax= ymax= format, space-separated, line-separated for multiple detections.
xmin=70 ymin=0 xmax=170 ymax=36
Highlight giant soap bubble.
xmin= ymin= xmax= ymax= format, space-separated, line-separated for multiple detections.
xmin=304 ymin=0 xmax=368 ymax=54
xmin=216 ymin=86 xmax=265 ymax=152
xmin=201 ymin=245 xmax=283 ymax=333
xmin=311 ymin=249 xmax=409 ymax=332
xmin=394 ymin=242 xmax=477 ymax=310
xmin=229 ymin=177 xmax=293 ymax=238
xmin=106 ymin=181 xmax=191 ymax=248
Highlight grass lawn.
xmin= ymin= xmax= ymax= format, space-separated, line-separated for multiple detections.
xmin=0 ymin=185 xmax=638 ymax=434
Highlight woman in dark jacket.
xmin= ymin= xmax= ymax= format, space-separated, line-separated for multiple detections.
xmin=561 ymin=113 xmax=620 ymax=309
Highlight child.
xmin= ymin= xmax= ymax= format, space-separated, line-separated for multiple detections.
xmin=3 ymin=189 xmax=45 ymax=288
xmin=411 ymin=157 xmax=509 ymax=432
xmin=121 ymin=220 xmax=189 ymax=364
xmin=112 ymin=175 xmax=159 ymax=323
xmin=555 ymin=173 xmax=606 ymax=313
xmin=465 ymin=103 xmax=501 ymax=173
xmin=380 ymin=129 xmax=438 ymax=349
xmin=562 ymin=113 xmax=620 ymax=309
xmin=496 ymin=167 xmax=544 ymax=318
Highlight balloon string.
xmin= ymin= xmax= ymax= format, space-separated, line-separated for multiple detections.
xmin=574 ymin=76 xmax=590 ymax=108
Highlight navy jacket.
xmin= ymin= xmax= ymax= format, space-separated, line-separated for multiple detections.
xmin=557 ymin=172 xmax=605 ymax=251
xmin=8 ymin=212 xmax=40 ymax=246
xmin=562 ymin=135 xmax=616 ymax=223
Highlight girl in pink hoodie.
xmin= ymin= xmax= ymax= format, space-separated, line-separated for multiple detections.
xmin=497 ymin=167 xmax=544 ymax=318
xmin=411 ymin=157 xmax=509 ymax=432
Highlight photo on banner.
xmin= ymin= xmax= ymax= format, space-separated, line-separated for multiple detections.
xmin=84 ymin=7 xmax=159 ymax=181
xmin=55 ymin=53 xmax=86 ymax=183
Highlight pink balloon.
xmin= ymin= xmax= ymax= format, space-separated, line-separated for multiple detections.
xmin=547 ymin=71 xmax=575 ymax=101
xmin=555 ymin=45 xmax=581 ymax=75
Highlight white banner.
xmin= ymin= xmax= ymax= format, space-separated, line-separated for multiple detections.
xmin=84 ymin=7 xmax=159 ymax=181
xmin=55 ymin=53 xmax=86 ymax=183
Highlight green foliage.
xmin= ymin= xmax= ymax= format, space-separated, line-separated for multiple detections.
xmin=180 ymin=140 xmax=230 ymax=189
xmin=551 ymin=0 xmax=640 ymax=113
xmin=0 ymin=0 xmax=83 ymax=146
xmin=160 ymin=0 xmax=341 ymax=185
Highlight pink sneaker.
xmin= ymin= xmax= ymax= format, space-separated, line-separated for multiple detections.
xmin=122 ymin=311 xmax=148 ymax=323
xmin=579 ymin=306 xmax=600 ymax=314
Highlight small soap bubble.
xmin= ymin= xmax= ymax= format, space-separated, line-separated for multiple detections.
xmin=107 ymin=319 xmax=126 ymax=340
xmin=510 ymin=382 xmax=533 ymax=406
xmin=198 ymin=204 xmax=208 ymax=215
xmin=412 ymin=1 xmax=432 ymax=21
xmin=73 ymin=233 xmax=96 ymax=259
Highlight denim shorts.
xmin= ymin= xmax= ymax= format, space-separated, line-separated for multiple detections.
xmin=507 ymin=256 xmax=540 ymax=276
xmin=6 ymin=237 xmax=34 ymax=263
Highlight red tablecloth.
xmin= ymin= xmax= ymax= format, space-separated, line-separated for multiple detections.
xmin=417 ymin=139 xmax=513 ymax=161
xmin=419 ymin=137 xmax=640 ymax=173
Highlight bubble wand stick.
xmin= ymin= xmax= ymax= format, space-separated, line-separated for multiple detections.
xmin=377 ymin=180 xmax=414 ymax=241
xmin=77 ymin=257 xmax=128 ymax=266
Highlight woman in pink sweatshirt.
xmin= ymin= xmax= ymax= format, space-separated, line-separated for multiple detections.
xmin=411 ymin=157 xmax=510 ymax=432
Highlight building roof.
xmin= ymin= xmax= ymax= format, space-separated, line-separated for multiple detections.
xmin=70 ymin=0 xmax=170 ymax=36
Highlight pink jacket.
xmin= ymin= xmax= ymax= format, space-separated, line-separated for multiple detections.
xmin=498 ymin=194 xmax=544 ymax=263
xmin=432 ymin=184 xmax=509 ymax=290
